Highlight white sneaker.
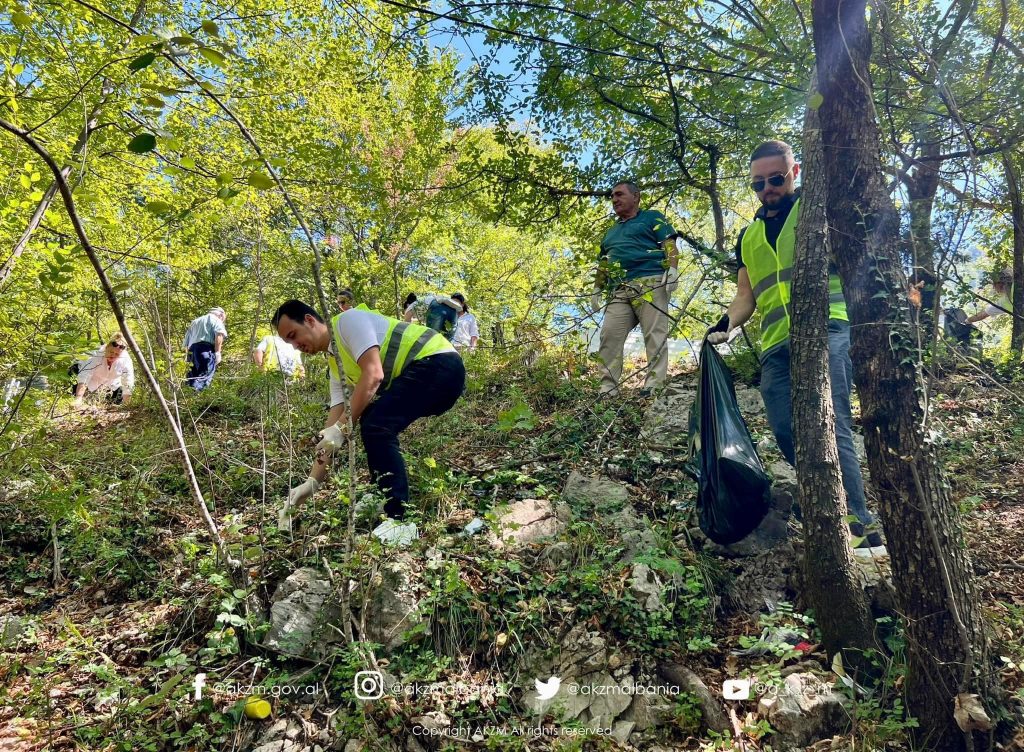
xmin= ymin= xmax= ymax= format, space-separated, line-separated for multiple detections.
xmin=372 ymin=519 xmax=419 ymax=547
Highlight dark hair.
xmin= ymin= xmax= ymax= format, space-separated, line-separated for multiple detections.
xmin=272 ymin=300 xmax=323 ymax=330
xmin=451 ymin=292 xmax=467 ymax=312
xmin=611 ymin=181 xmax=640 ymax=197
xmin=337 ymin=288 xmax=355 ymax=305
xmin=750 ymin=140 xmax=794 ymax=164
xmin=995 ymin=270 xmax=1013 ymax=289
xmin=403 ymin=293 xmax=417 ymax=309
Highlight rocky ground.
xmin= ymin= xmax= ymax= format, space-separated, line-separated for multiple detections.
xmin=1 ymin=356 xmax=1023 ymax=751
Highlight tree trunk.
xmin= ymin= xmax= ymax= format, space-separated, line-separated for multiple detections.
xmin=811 ymin=1 xmax=1004 ymax=749
xmin=907 ymin=135 xmax=941 ymax=276
xmin=906 ymin=135 xmax=942 ymax=342
xmin=790 ymin=73 xmax=875 ymax=660
xmin=1003 ymin=150 xmax=1024 ymax=354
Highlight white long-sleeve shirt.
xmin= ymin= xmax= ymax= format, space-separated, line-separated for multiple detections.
xmin=77 ymin=349 xmax=135 ymax=395
xmin=454 ymin=313 xmax=479 ymax=349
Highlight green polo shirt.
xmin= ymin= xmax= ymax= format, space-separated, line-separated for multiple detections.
xmin=599 ymin=209 xmax=675 ymax=284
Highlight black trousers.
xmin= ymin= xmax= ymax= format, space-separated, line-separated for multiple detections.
xmin=360 ymin=352 xmax=465 ymax=518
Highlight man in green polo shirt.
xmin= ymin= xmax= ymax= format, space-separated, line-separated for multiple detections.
xmin=592 ymin=181 xmax=678 ymax=396
xmin=706 ymin=140 xmax=885 ymax=557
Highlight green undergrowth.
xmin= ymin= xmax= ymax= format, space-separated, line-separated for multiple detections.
xmin=3 ymin=354 xmax=1024 ymax=749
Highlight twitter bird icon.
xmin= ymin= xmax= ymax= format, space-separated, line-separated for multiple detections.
xmin=535 ymin=676 xmax=561 ymax=700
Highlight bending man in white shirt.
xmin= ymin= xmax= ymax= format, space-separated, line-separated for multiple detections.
xmin=272 ymin=299 xmax=465 ymax=544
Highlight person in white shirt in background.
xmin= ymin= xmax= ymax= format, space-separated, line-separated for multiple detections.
xmin=73 ymin=333 xmax=135 ymax=405
xmin=451 ymin=293 xmax=479 ymax=353
xmin=967 ymin=271 xmax=1013 ymax=325
xmin=252 ymin=333 xmax=304 ymax=379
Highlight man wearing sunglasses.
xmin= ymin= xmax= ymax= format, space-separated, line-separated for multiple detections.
xmin=706 ymin=140 xmax=885 ymax=557
xmin=72 ymin=333 xmax=134 ymax=405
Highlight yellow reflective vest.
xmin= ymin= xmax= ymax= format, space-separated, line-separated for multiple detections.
xmin=740 ymin=197 xmax=848 ymax=352
xmin=262 ymin=337 xmax=279 ymax=371
xmin=326 ymin=306 xmax=452 ymax=388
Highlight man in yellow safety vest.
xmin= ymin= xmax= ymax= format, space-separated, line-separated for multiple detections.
xmin=706 ymin=140 xmax=885 ymax=558
xmin=252 ymin=331 xmax=304 ymax=379
xmin=271 ymin=299 xmax=465 ymax=544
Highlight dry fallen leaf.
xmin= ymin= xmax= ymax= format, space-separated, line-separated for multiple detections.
xmin=953 ymin=692 xmax=992 ymax=732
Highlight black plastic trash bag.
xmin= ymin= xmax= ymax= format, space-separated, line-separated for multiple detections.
xmin=685 ymin=338 xmax=771 ymax=544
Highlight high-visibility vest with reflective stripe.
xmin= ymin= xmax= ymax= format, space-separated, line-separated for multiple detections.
xmin=263 ymin=337 xmax=279 ymax=370
xmin=741 ymin=197 xmax=848 ymax=352
xmin=326 ymin=308 xmax=451 ymax=388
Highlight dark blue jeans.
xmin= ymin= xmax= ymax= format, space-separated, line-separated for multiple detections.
xmin=360 ymin=352 xmax=466 ymax=518
xmin=759 ymin=322 xmax=873 ymax=526
xmin=186 ymin=342 xmax=218 ymax=391
xmin=425 ymin=300 xmax=458 ymax=341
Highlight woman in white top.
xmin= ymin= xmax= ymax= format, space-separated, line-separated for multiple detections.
xmin=73 ymin=333 xmax=135 ymax=405
xmin=451 ymin=293 xmax=479 ymax=352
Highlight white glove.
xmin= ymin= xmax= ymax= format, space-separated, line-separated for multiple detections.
xmin=315 ymin=422 xmax=350 ymax=454
xmin=706 ymin=330 xmax=731 ymax=345
xmin=286 ymin=476 xmax=320 ymax=507
xmin=215 ymin=351 xmax=222 ymax=365
xmin=662 ymin=267 xmax=680 ymax=294
xmin=590 ymin=292 xmax=603 ymax=314
xmin=706 ymin=314 xmax=732 ymax=345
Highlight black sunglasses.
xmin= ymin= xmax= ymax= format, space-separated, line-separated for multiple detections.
xmin=110 ymin=341 xmax=126 ymax=349
xmin=750 ymin=173 xmax=789 ymax=192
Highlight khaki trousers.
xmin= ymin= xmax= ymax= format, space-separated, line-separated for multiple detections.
xmin=597 ymin=275 xmax=670 ymax=394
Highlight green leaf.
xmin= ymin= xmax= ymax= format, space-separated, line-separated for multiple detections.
xmin=19 ymin=174 xmax=30 ymax=189
xmin=12 ymin=63 xmax=25 ymax=75
xmin=145 ymin=200 xmax=173 ymax=215
xmin=127 ymin=133 xmax=157 ymax=154
xmin=216 ymin=172 xmax=233 ymax=186
xmin=11 ymin=10 xmax=31 ymax=28
xmin=180 ymin=157 xmax=196 ymax=169
xmin=197 ymin=47 xmax=227 ymax=67
xmin=128 ymin=52 xmax=157 ymax=71
xmin=137 ymin=673 xmax=184 ymax=710
xmin=217 ymin=186 xmax=240 ymax=201
xmin=202 ymin=20 xmax=220 ymax=36
xmin=808 ymin=92 xmax=824 ymax=110
xmin=246 ymin=171 xmax=275 ymax=190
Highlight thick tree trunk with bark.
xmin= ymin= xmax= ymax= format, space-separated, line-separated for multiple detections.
xmin=811 ymin=1 xmax=1004 ymax=749
xmin=790 ymin=77 xmax=875 ymax=660
xmin=1003 ymin=150 xmax=1024 ymax=354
